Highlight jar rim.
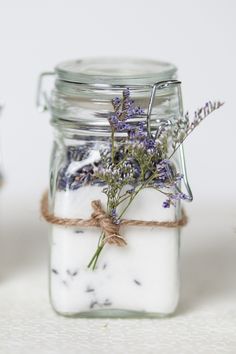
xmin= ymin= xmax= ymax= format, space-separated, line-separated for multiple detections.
xmin=55 ymin=57 xmax=177 ymax=86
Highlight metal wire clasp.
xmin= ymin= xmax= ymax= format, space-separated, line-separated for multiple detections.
xmin=147 ymin=80 xmax=193 ymax=202
xmin=36 ymin=71 xmax=55 ymax=112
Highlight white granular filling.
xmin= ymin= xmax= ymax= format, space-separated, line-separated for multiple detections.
xmin=50 ymin=186 xmax=180 ymax=316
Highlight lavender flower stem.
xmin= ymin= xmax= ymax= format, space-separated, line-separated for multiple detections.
xmin=87 ymin=180 xmax=153 ymax=269
xmin=168 ymin=101 xmax=224 ymax=159
xmin=87 ymin=243 xmax=104 ymax=269
xmin=111 ymin=128 xmax=115 ymax=163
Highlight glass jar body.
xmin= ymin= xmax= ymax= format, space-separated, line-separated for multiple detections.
xmin=49 ymin=128 xmax=181 ymax=318
xmin=0 ymin=104 xmax=3 ymax=186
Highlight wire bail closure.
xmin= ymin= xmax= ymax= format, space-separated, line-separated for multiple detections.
xmin=36 ymin=72 xmax=54 ymax=112
xmin=146 ymin=80 xmax=193 ymax=202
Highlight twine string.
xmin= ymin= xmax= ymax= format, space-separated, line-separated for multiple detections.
xmin=41 ymin=191 xmax=188 ymax=246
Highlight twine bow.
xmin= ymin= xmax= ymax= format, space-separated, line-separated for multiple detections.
xmin=91 ymin=200 xmax=127 ymax=246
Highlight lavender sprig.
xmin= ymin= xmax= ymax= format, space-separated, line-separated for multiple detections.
xmin=169 ymin=101 xmax=224 ymax=157
xmin=86 ymin=91 xmax=223 ymax=269
xmin=109 ymin=88 xmax=144 ymax=132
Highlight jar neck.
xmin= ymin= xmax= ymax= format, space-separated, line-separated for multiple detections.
xmin=50 ymin=79 xmax=179 ymax=122
xmin=49 ymin=76 xmax=183 ymax=145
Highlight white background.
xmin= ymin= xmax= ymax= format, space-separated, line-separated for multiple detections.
xmin=0 ymin=1 xmax=235 ymax=353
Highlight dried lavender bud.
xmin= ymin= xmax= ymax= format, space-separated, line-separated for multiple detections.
xmin=52 ymin=268 xmax=58 ymax=275
xmin=67 ymin=269 xmax=78 ymax=277
xmin=90 ymin=301 xmax=98 ymax=309
xmin=104 ymin=299 xmax=112 ymax=306
xmin=86 ymin=286 xmax=95 ymax=293
xmin=163 ymin=199 xmax=171 ymax=208
xmin=74 ymin=230 xmax=84 ymax=234
xmin=171 ymin=101 xmax=224 ymax=154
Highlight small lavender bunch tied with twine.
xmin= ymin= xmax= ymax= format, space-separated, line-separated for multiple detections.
xmin=87 ymin=88 xmax=224 ymax=269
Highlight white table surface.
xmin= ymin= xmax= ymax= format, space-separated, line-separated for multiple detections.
xmin=0 ymin=190 xmax=236 ymax=354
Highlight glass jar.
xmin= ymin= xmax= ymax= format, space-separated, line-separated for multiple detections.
xmin=38 ymin=58 xmax=192 ymax=318
xmin=0 ymin=103 xmax=3 ymax=186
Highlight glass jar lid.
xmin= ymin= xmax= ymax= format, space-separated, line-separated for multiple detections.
xmin=37 ymin=57 xmax=180 ymax=130
xmin=55 ymin=58 xmax=177 ymax=87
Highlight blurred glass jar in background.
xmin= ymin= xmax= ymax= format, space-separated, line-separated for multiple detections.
xmin=37 ymin=58 xmax=192 ymax=318
xmin=0 ymin=103 xmax=3 ymax=187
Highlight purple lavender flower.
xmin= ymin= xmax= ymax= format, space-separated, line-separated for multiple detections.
xmin=109 ymin=114 xmax=131 ymax=132
xmin=126 ymin=108 xmax=136 ymax=118
xmin=109 ymin=88 xmax=145 ymax=132
xmin=163 ymin=199 xmax=171 ymax=208
xmin=175 ymin=174 xmax=184 ymax=182
xmin=123 ymin=88 xmax=130 ymax=98
xmin=132 ymin=163 xmax=141 ymax=178
xmin=110 ymin=115 xmax=119 ymax=124
xmin=153 ymin=181 xmax=165 ymax=189
xmin=112 ymin=97 xmax=121 ymax=108
xmin=123 ymin=99 xmax=134 ymax=110
xmin=156 ymin=160 xmax=173 ymax=181
xmin=111 ymin=208 xmax=117 ymax=218
xmin=111 ymin=208 xmax=120 ymax=224
xmin=144 ymin=138 xmax=156 ymax=150
xmin=129 ymin=129 xmax=136 ymax=140
xmin=161 ymin=191 xmax=190 ymax=208
xmin=135 ymin=107 xmax=145 ymax=115
xmin=128 ymin=122 xmax=146 ymax=140
xmin=117 ymin=121 xmax=131 ymax=131
xmin=170 ymin=192 xmax=189 ymax=201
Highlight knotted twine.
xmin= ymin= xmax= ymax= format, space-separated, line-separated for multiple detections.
xmin=41 ymin=191 xmax=188 ymax=246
